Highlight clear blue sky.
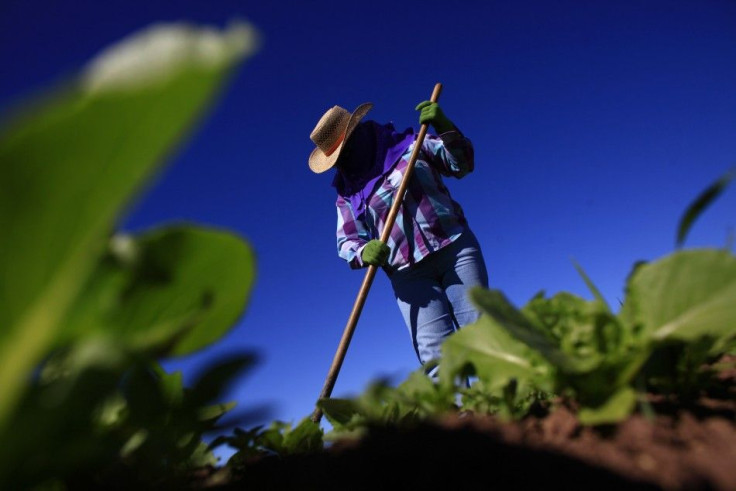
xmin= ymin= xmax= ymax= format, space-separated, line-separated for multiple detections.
xmin=2 ymin=0 xmax=735 ymax=460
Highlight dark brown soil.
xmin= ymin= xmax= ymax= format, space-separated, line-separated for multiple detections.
xmin=199 ymin=356 xmax=736 ymax=491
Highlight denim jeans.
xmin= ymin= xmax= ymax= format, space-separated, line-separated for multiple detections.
xmin=388 ymin=228 xmax=488 ymax=378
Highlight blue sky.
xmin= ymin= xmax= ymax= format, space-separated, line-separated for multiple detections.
xmin=2 ymin=0 xmax=735 ymax=460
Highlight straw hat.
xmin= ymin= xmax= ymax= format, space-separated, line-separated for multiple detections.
xmin=308 ymin=102 xmax=373 ymax=173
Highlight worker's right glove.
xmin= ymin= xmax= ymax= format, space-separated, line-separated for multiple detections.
xmin=415 ymin=101 xmax=455 ymax=134
xmin=361 ymin=240 xmax=390 ymax=266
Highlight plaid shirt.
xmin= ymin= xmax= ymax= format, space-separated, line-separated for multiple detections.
xmin=336 ymin=130 xmax=474 ymax=272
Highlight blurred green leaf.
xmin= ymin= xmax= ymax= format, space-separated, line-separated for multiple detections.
xmin=459 ymin=288 xmax=579 ymax=376
xmin=0 ymin=342 xmax=130 ymax=487
xmin=256 ymin=421 xmax=288 ymax=453
xmin=571 ymin=259 xmax=611 ymax=312
xmin=621 ymin=249 xmax=736 ymax=345
xmin=199 ymin=401 xmax=237 ymax=422
xmin=0 ymin=21 xmax=258 ymax=426
xmin=577 ymin=387 xmax=637 ymax=426
xmin=318 ymin=398 xmax=363 ymax=427
xmin=187 ymin=353 xmax=257 ymax=408
xmin=676 ymin=168 xmax=734 ymax=248
xmin=439 ymin=301 xmax=553 ymax=399
xmin=281 ymin=418 xmax=323 ymax=455
xmin=0 ymin=21 xmax=257 ymax=427
xmin=395 ymin=368 xmax=455 ymax=413
xmin=187 ymin=440 xmax=219 ymax=468
xmin=121 ymin=430 xmax=150 ymax=458
xmin=157 ymin=368 xmax=185 ymax=407
xmin=60 ymin=227 xmax=255 ymax=356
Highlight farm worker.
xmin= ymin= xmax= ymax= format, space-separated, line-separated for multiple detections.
xmin=308 ymin=100 xmax=489 ymax=378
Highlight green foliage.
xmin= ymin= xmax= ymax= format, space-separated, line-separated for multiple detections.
xmin=318 ymin=369 xmax=457 ymax=440
xmin=0 ymin=36 xmax=253 ymax=426
xmin=623 ymin=249 xmax=736 ymax=346
xmin=215 ymin=418 xmax=324 ymax=468
xmin=439 ymin=172 xmax=735 ymax=425
xmin=0 ymin=337 xmax=257 ymax=489
xmin=460 ymin=378 xmax=551 ymax=421
xmin=454 ymin=287 xmax=644 ymax=422
xmin=676 ymin=168 xmax=735 ymax=248
xmin=0 ymin=21 xmax=259 ymax=488
xmin=61 ymin=227 xmax=255 ymax=356
xmin=439 ymin=295 xmax=555 ymax=391
xmin=454 ymin=246 xmax=736 ymax=425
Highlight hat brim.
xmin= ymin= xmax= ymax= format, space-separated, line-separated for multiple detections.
xmin=309 ymin=102 xmax=373 ymax=173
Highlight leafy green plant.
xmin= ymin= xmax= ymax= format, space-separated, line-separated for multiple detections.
xmin=0 ymin=20 xmax=260 ymax=489
xmin=1 ymin=343 xmax=257 ymax=489
xmin=440 ymin=169 xmax=736 ymax=424
xmin=318 ymin=369 xmax=458 ymax=439
xmin=214 ymin=417 xmax=324 ymax=468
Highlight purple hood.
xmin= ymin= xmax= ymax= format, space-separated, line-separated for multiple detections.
xmin=332 ymin=120 xmax=416 ymax=218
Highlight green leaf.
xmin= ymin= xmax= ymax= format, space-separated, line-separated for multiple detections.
xmin=60 ymin=227 xmax=255 ymax=356
xmin=571 ymin=259 xmax=611 ymax=312
xmin=0 ymin=346 xmax=126 ymax=484
xmin=121 ymin=430 xmax=149 ymax=458
xmin=440 ymin=288 xmax=555 ymax=392
xmin=676 ymin=168 xmax=734 ymax=248
xmin=256 ymin=422 xmax=288 ymax=453
xmin=281 ymin=418 xmax=323 ymax=455
xmin=523 ymin=290 xmax=640 ymax=367
xmin=318 ymin=398 xmax=364 ymax=427
xmin=465 ymin=288 xmax=590 ymax=375
xmin=124 ymin=364 xmax=169 ymax=425
xmin=187 ymin=353 xmax=256 ymax=407
xmin=397 ymin=369 xmax=452 ymax=408
xmin=0 ymin=21 xmax=258 ymax=428
xmin=621 ymin=249 xmax=736 ymax=345
xmin=388 ymin=370 xmax=455 ymax=416
xmin=95 ymin=392 xmax=128 ymax=429
xmin=157 ymin=369 xmax=184 ymax=407
xmin=396 ymin=369 xmax=437 ymax=398
xmin=187 ymin=440 xmax=219 ymax=468
xmin=577 ymin=387 xmax=637 ymax=425
xmin=198 ymin=401 xmax=237 ymax=422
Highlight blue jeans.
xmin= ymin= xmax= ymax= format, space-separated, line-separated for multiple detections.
xmin=388 ymin=228 xmax=488 ymax=378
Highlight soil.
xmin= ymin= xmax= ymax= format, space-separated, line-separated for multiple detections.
xmin=195 ymin=355 xmax=736 ymax=491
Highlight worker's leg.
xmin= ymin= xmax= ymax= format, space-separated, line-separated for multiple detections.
xmin=439 ymin=228 xmax=489 ymax=328
xmin=390 ymin=257 xmax=454 ymax=378
xmin=390 ymin=229 xmax=488 ymax=378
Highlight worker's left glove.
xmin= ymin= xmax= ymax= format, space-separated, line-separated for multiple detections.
xmin=415 ymin=101 xmax=454 ymax=133
xmin=361 ymin=240 xmax=390 ymax=266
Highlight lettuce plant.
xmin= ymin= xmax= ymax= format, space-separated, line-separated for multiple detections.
xmin=441 ymin=170 xmax=736 ymax=424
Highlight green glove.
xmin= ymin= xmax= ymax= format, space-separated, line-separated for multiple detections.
xmin=361 ymin=240 xmax=390 ymax=266
xmin=415 ymin=101 xmax=454 ymax=133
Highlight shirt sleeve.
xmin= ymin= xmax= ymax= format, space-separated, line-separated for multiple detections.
xmin=336 ymin=194 xmax=371 ymax=269
xmin=420 ymin=129 xmax=475 ymax=178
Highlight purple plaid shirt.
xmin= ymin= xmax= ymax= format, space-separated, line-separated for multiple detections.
xmin=336 ymin=130 xmax=474 ymax=272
